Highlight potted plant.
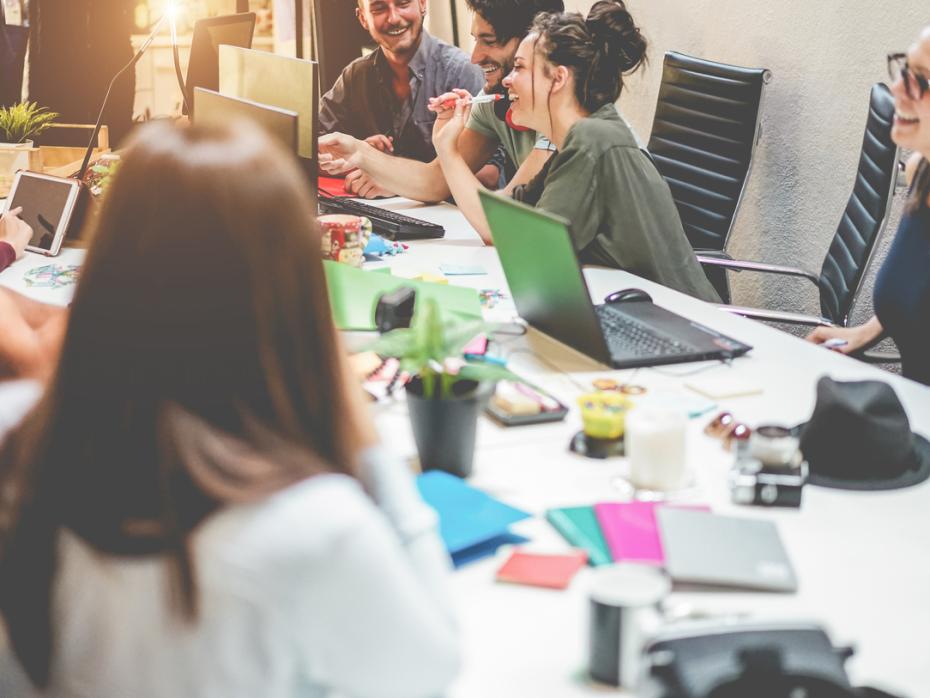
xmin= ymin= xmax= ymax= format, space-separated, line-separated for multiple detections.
xmin=0 ymin=101 xmax=59 ymax=145
xmin=369 ymin=297 xmax=514 ymax=478
xmin=0 ymin=101 xmax=59 ymax=196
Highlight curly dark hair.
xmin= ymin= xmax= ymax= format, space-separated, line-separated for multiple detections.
xmin=466 ymin=0 xmax=565 ymax=44
xmin=531 ymin=0 xmax=647 ymax=112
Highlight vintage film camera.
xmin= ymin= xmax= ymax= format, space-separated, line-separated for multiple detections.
xmin=729 ymin=425 xmax=807 ymax=508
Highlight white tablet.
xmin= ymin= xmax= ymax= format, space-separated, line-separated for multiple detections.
xmin=4 ymin=171 xmax=82 ymax=257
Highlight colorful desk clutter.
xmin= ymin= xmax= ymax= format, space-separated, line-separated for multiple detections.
xmin=544 ymin=502 xmax=798 ymax=592
xmin=416 ymin=473 xmax=798 ymax=593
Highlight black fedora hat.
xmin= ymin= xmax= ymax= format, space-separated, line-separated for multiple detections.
xmin=799 ymin=377 xmax=930 ymax=491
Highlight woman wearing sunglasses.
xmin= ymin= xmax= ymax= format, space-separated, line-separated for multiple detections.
xmin=808 ymin=26 xmax=930 ymax=386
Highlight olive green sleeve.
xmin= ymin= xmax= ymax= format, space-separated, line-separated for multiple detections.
xmin=534 ymin=144 xmax=600 ymax=251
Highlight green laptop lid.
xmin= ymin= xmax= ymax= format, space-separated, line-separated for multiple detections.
xmin=479 ymin=190 xmax=610 ymax=364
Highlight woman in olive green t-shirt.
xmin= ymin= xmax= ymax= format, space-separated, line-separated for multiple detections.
xmin=433 ymin=1 xmax=719 ymax=302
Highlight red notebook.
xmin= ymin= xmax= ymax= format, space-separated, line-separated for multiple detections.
xmin=496 ymin=549 xmax=588 ymax=589
xmin=319 ymin=176 xmax=350 ymax=198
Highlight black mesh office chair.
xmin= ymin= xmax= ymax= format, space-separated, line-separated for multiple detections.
xmin=698 ymin=83 xmax=900 ymax=361
xmin=647 ymin=52 xmax=771 ymax=302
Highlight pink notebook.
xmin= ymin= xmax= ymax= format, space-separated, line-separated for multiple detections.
xmin=594 ymin=502 xmax=709 ymax=566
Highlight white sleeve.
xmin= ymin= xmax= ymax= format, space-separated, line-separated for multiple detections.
xmin=295 ymin=499 xmax=461 ymax=698
xmin=355 ymin=446 xmax=457 ymax=618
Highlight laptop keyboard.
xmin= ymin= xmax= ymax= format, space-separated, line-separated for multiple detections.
xmin=595 ymin=305 xmax=699 ymax=358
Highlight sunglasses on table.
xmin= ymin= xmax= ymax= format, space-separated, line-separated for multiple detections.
xmin=704 ymin=411 xmax=751 ymax=451
xmin=887 ymin=53 xmax=929 ymax=100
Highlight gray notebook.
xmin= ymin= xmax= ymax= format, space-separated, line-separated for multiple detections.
xmin=657 ymin=508 xmax=798 ymax=592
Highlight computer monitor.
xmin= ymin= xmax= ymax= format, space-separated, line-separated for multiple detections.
xmin=193 ymin=87 xmax=299 ymax=154
xmin=218 ymin=45 xmax=319 ymax=191
xmin=184 ymin=13 xmax=256 ymax=116
xmin=311 ymin=0 xmax=375 ymax=95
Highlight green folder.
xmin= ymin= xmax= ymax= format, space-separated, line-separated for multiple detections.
xmin=323 ymin=261 xmax=483 ymax=330
xmin=545 ymin=506 xmax=613 ymax=567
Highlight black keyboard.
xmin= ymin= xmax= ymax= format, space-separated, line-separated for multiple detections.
xmin=595 ymin=305 xmax=699 ymax=358
xmin=318 ymin=195 xmax=445 ymax=240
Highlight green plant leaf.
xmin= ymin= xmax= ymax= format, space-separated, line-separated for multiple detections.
xmin=363 ymin=296 xmax=509 ymax=399
xmin=0 ymin=102 xmax=59 ymax=144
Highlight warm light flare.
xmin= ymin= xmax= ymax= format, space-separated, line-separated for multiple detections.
xmin=163 ymin=1 xmax=183 ymax=24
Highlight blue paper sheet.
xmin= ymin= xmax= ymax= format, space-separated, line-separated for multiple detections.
xmin=416 ymin=471 xmax=531 ymax=566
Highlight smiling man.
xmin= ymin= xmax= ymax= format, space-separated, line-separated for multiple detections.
xmin=319 ymin=0 xmax=502 ymax=195
xmin=319 ymin=0 xmax=564 ymax=202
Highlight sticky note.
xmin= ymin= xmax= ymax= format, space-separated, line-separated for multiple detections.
xmin=496 ymin=550 xmax=588 ymax=589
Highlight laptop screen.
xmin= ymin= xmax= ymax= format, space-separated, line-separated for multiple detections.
xmin=479 ymin=190 xmax=611 ymax=364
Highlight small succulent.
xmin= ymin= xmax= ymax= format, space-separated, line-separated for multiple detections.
xmin=368 ymin=297 xmax=515 ymax=399
xmin=0 ymin=102 xmax=59 ymax=144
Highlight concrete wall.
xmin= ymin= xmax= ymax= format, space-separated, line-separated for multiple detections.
xmin=600 ymin=0 xmax=927 ymax=329
xmin=431 ymin=0 xmax=926 ymax=336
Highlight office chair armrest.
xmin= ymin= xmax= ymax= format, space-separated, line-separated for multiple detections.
xmin=856 ymin=349 xmax=902 ymax=364
xmin=697 ymin=255 xmax=821 ymax=288
xmin=717 ymin=304 xmax=833 ymax=327
xmin=847 ymin=330 xmax=900 ymax=364
xmin=693 ymin=249 xmax=733 ymax=261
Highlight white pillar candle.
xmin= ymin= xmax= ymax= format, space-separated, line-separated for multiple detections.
xmin=626 ymin=409 xmax=688 ymax=491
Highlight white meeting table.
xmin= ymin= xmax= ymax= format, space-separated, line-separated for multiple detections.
xmin=2 ymin=197 xmax=929 ymax=698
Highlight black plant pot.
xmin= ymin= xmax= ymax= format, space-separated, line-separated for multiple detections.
xmin=406 ymin=377 xmax=489 ymax=478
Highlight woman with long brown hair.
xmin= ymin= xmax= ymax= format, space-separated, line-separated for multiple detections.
xmin=0 ymin=120 xmax=459 ymax=697
xmin=808 ymin=26 xmax=930 ymax=386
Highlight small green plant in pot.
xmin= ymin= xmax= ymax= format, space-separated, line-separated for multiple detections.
xmin=369 ymin=297 xmax=514 ymax=478
xmin=0 ymin=101 xmax=59 ymax=197
xmin=0 ymin=101 xmax=59 ymax=145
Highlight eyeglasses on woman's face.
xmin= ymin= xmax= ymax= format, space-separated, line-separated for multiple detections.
xmin=887 ymin=53 xmax=929 ymax=101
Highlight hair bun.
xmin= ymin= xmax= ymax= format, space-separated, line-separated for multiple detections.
xmin=585 ymin=0 xmax=646 ymax=73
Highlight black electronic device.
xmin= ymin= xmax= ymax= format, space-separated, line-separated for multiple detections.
xmin=375 ymin=286 xmax=416 ymax=333
xmin=318 ymin=195 xmax=445 ymax=240
xmin=605 ymin=288 xmax=653 ymax=304
xmin=4 ymin=171 xmax=84 ymax=256
xmin=184 ymin=13 xmax=256 ymax=117
xmin=480 ymin=190 xmax=752 ymax=370
xmin=312 ymin=0 xmax=376 ymax=94
xmin=639 ymin=621 xmax=863 ymax=698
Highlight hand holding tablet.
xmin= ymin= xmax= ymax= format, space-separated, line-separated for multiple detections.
xmin=3 ymin=171 xmax=83 ymax=256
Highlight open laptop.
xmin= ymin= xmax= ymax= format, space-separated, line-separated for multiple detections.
xmin=479 ymin=191 xmax=751 ymax=369
xmin=193 ymin=88 xmax=299 ymax=154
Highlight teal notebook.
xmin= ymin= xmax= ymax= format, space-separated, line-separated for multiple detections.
xmin=546 ymin=506 xmax=613 ymax=567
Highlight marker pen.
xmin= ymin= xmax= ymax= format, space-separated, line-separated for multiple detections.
xmin=433 ymin=93 xmax=503 ymax=109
